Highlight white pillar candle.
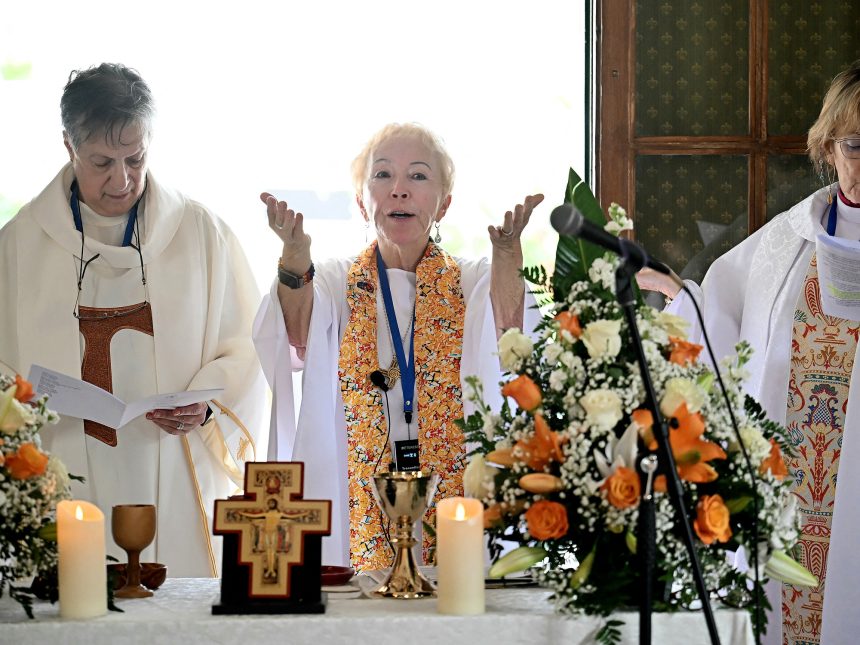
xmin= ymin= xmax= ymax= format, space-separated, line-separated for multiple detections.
xmin=436 ymin=496 xmax=484 ymax=615
xmin=57 ymin=500 xmax=107 ymax=619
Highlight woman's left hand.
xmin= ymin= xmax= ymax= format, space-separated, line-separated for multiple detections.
xmin=146 ymin=402 xmax=210 ymax=436
xmin=488 ymin=194 xmax=545 ymax=249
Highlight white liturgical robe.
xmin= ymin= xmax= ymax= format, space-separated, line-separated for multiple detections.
xmin=0 ymin=164 xmax=267 ymax=577
xmin=668 ymin=184 xmax=860 ymax=645
xmin=254 ymin=254 xmax=540 ymax=567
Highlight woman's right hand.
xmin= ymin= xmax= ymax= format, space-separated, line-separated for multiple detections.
xmin=636 ymin=266 xmax=683 ymax=299
xmin=261 ymin=192 xmax=312 ymax=270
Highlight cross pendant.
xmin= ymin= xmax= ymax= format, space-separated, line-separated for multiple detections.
xmin=378 ymin=355 xmax=401 ymax=390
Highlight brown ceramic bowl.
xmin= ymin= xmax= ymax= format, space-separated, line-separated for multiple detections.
xmin=321 ymin=565 xmax=354 ymax=586
xmin=107 ymin=562 xmax=167 ymax=591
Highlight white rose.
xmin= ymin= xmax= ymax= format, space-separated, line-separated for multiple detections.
xmin=659 ymin=377 xmax=705 ymax=417
xmin=580 ymin=389 xmax=623 ymax=430
xmin=581 ymin=319 xmax=622 ymax=360
xmin=0 ymin=388 xmax=36 ymax=434
xmin=47 ymin=455 xmax=71 ymax=493
xmin=656 ymin=311 xmax=690 ymax=339
xmin=463 ymin=454 xmax=496 ymax=499
xmin=497 ymin=328 xmax=534 ymax=372
xmin=543 ymin=342 xmax=564 ymax=366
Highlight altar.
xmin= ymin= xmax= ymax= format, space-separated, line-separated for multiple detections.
xmin=1 ymin=578 xmax=754 ymax=644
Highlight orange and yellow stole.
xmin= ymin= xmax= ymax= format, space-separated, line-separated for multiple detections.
xmin=783 ymin=253 xmax=858 ymax=645
xmin=338 ymin=241 xmax=467 ymax=571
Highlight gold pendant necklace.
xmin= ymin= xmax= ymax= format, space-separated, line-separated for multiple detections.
xmin=378 ymin=355 xmax=401 ymax=390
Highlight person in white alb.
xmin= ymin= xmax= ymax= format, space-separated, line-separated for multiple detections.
xmin=0 ymin=63 xmax=266 ymax=577
xmin=639 ymin=61 xmax=860 ymax=645
xmin=254 ymin=123 xmax=542 ymax=571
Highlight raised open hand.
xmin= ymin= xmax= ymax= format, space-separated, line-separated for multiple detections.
xmin=488 ymin=194 xmax=544 ymax=250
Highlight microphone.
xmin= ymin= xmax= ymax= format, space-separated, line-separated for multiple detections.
xmin=369 ymin=370 xmax=389 ymax=392
xmin=550 ymin=203 xmax=675 ymax=276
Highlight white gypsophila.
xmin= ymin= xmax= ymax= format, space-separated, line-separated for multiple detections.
xmin=498 ymin=327 xmax=534 ymax=372
xmin=481 ymin=411 xmax=498 ymax=440
xmin=659 ymin=377 xmax=705 ymax=416
xmin=580 ymin=388 xmax=623 ymax=431
xmin=549 ymin=369 xmax=567 ymax=392
xmin=588 ymin=256 xmax=617 ymax=291
xmin=581 ymin=319 xmax=623 ymax=360
xmin=543 ymin=342 xmax=564 ymax=366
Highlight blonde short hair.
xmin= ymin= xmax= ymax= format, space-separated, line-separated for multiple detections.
xmin=350 ymin=123 xmax=455 ymax=197
xmin=808 ymin=60 xmax=860 ymax=165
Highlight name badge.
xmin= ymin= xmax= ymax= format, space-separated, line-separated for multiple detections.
xmin=394 ymin=439 xmax=420 ymax=472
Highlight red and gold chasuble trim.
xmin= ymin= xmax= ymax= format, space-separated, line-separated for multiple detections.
xmin=338 ymin=241 xmax=467 ymax=572
xmin=782 ymin=254 xmax=858 ymax=645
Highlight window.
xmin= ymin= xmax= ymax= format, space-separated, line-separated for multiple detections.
xmin=0 ymin=1 xmax=588 ymax=291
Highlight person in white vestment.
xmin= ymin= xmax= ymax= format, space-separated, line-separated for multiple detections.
xmin=0 ymin=63 xmax=266 ymax=577
xmin=639 ymin=61 xmax=860 ymax=645
xmin=253 ymin=123 xmax=543 ymax=571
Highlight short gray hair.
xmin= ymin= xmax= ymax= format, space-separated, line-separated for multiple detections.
xmin=61 ymin=63 xmax=155 ymax=149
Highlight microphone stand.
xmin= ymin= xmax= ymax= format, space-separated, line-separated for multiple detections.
xmin=614 ymin=252 xmax=720 ymax=645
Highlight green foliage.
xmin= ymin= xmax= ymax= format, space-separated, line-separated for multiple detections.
xmin=551 ymin=168 xmax=609 ymax=300
xmin=1 ymin=61 xmax=32 ymax=80
xmin=595 ymin=619 xmax=624 ymax=645
xmin=0 ymin=194 xmax=23 ymax=228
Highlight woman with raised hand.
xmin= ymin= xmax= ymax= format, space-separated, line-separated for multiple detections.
xmin=254 ymin=122 xmax=542 ymax=571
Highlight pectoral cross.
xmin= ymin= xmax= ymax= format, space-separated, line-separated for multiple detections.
xmin=378 ymin=355 xmax=401 ymax=390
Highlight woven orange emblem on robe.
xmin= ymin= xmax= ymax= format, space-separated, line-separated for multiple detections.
xmin=338 ymin=241 xmax=466 ymax=571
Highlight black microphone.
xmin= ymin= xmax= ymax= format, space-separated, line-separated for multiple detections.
xmin=550 ymin=203 xmax=675 ymax=276
xmin=369 ymin=370 xmax=389 ymax=392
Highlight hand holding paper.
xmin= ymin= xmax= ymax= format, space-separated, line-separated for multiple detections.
xmin=27 ymin=365 xmax=223 ymax=430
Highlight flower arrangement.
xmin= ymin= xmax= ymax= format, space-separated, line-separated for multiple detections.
xmin=0 ymin=373 xmax=72 ymax=617
xmin=460 ymin=170 xmax=812 ymax=642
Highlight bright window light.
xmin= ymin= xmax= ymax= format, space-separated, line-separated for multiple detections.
xmin=0 ymin=1 xmax=586 ymax=292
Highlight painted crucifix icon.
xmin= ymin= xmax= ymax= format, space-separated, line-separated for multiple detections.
xmin=213 ymin=462 xmax=331 ymax=600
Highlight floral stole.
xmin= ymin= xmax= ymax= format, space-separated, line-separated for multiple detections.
xmin=783 ymin=254 xmax=859 ymax=645
xmin=338 ymin=241 xmax=467 ymax=572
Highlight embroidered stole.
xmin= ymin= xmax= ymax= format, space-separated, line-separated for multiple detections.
xmin=783 ymin=254 xmax=858 ymax=645
xmin=338 ymin=241 xmax=466 ymax=571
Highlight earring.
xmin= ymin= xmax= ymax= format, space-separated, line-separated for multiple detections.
xmin=433 ymin=221 xmax=442 ymax=244
xmin=818 ymin=160 xmax=836 ymax=204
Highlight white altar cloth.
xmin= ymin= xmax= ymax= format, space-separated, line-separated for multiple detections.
xmin=0 ymin=578 xmax=754 ymax=644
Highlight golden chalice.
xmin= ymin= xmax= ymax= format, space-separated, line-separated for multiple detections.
xmin=371 ymin=470 xmax=439 ymax=598
xmin=111 ymin=504 xmax=157 ymax=599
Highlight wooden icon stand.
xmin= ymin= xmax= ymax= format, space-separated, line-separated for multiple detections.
xmin=212 ymin=462 xmax=331 ymax=614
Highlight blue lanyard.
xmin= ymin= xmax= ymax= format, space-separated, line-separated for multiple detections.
xmin=826 ymin=197 xmax=838 ymax=237
xmin=376 ymin=250 xmax=416 ymax=425
xmin=70 ymin=181 xmax=140 ymax=247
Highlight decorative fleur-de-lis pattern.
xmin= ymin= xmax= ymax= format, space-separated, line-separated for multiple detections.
xmin=767 ymin=155 xmax=821 ymax=221
xmin=635 ymin=0 xmax=750 ymax=137
xmin=768 ymin=1 xmax=860 ymax=135
xmin=634 ymin=155 xmax=748 ymax=284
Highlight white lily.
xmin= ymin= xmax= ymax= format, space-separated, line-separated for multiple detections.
xmin=764 ymin=550 xmax=818 ymax=587
xmin=594 ymin=420 xmax=639 ymax=479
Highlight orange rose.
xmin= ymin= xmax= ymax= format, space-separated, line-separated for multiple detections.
xmin=483 ymin=504 xmax=503 ymax=529
xmin=653 ymin=474 xmax=667 ymax=494
xmin=554 ymin=311 xmax=582 ymax=338
xmin=693 ymin=494 xmax=732 ymax=545
xmin=0 ymin=452 xmax=5 ymax=467
xmin=525 ymin=500 xmax=569 ymax=540
xmin=501 ymin=374 xmax=542 ymax=412
xmin=668 ymin=336 xmax=703 ymax=366
xmin=759 ymin=439 xmax=788 ymax=481
xmin=601 ymin=466 xmax=641 ymax=509
xmin=5 ymin=442 xmax=49 ymax=479
xmin=13 ymin=375 xmax=34 ymax=402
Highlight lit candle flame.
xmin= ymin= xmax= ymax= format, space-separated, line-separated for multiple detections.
xmin=75 ymin=504 xmax=84 ymax=521
xmin=455 ymin=502 xmax=466 ymax=521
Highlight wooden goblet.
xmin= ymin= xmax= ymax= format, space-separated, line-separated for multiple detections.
xmin=111 ymin=504 xmax=157 ymax=599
